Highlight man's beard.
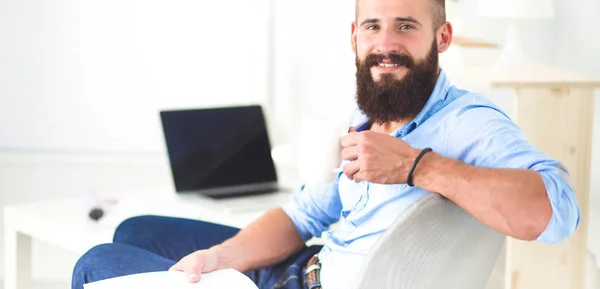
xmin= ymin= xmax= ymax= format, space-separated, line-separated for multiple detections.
xmin=355 ymin=39 xmax=439 ymax=125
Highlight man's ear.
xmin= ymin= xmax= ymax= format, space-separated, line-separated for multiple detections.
xmin=351 ymin=22 xmax=358 ymax=54
xmin=436 ymin=22 xmax=453 ymax=53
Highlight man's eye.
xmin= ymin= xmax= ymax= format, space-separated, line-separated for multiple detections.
xmin=400 ymin=24 xmax=413 ymax=30
xmin=367 ymin=25 xmax=379 ymax=30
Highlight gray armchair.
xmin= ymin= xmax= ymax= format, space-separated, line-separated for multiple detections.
xmin=354 ymin=193 xmax=506 ymax=289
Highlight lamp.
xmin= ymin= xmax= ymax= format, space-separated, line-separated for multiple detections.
xmin=478 ymin=0 xmax=554 ymax=71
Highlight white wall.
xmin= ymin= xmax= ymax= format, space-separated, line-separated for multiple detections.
xmin=0 ymin=0 xmax=271 ymax=153
xmin=554 ymin=0 xmax=600 ymax=77
xmin=453 ymin=0 xmax=556 ymax=65
xmin=270 ymin=0 xmax=357 ymax=149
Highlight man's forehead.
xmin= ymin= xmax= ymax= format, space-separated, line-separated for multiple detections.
xmin=356 ymin=0 xmax=430 ymax=20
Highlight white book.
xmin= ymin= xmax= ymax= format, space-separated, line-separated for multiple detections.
xmin=83 ymin=269 xmax=258 ymax=289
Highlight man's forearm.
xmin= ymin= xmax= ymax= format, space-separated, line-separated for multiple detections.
xmin=211 ymin=208 xmax=305 ymax=272
xmin=412 ymin=152 xmax=552 ymax=241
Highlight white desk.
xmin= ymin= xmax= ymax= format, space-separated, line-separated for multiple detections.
xmin=3 ymin=191 xmax=293 ymax=289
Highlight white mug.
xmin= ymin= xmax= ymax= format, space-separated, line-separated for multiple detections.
xmin=297 ymin=115 xmax=349 ymax=183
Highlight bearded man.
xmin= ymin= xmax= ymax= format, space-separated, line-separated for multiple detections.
xmin=72 ymin=0 xmax=580 ymax=288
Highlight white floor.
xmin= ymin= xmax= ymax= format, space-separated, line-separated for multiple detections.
xmin=0 ymin=280 xmax=66 ymax=289
xmin=34 ymin=281 xmax=66 ymax=289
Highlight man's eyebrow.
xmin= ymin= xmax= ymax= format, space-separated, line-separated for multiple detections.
xmin=359 ymin=18 xmax=379 ymax=27
xmin=396 ymin=17 xmax=422 ymax=26
xmin=359 ymin=17 xmax=422 ymax=27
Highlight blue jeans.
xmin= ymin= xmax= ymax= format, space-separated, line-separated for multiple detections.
xmin=72 ymin=215 xmax=322 ymax=289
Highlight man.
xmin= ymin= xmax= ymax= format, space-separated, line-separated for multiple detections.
xmin=72 ymin=0 xmax=580 ymax=288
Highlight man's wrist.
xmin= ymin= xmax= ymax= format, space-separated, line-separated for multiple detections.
xmin=210 ymin=244 xmax=240 ymax=271
xmin=407 ymin=147 xmax=433 ymax=186
xmin=411 ymin=151 xmax=445 ymax=190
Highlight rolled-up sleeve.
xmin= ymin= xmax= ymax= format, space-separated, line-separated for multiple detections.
xmin=445 ymin=100 xmax=580 ymax=244
xmin=282 ymin=182 xmax=342 ymax=241
xmin=534 ymin=162 xmax=580 ymax=244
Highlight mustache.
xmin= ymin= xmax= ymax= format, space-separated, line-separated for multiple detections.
xmin=362 ymin=53 xmax=415 ymax=70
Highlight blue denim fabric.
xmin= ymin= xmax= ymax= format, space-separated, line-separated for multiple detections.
xmin=72 ymin=215 xmax=322 ymax=289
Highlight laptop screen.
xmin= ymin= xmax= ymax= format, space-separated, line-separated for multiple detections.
xmin=160 ymin=105 xmax=278 ymax=196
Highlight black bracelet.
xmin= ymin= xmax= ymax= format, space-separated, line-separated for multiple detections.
xmin=407 ymin=147 xmax=433 ymax=187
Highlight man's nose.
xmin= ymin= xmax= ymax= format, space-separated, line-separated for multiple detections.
xmin=376 ymin=29 xmax=399 ymax=55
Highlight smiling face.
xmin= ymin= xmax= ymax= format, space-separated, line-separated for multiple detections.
xmin=353 ymin=0 xmax=449 ymax=81
xmin=352 ymin=0 xmax=453 ymax=124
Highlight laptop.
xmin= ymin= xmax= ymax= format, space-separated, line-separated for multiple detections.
xmin=159 ymin=105 xmax=292 ymax=208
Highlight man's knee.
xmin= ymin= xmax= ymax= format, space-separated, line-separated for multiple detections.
xmin=74 ymin=243 xmax=111 ymax=268
xmin=113 ymin=215 xmax=165 ymax=244
xmin=72 ymin=244 xmax=115 ymax=289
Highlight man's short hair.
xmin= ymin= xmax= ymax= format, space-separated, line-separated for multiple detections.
xmin=356 ymin=0 xmax=446 ymax=30
xmin=431 ymin=0 xmax=446 ymax=29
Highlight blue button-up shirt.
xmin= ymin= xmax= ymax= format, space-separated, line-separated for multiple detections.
xmin=282 ymin=69 xmax=580 ymax=288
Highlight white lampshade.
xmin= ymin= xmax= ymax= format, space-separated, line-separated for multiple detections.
xmin=478 ymin=0 xmax=554 ymax=19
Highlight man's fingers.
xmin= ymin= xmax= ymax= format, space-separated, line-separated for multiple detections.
xmin=187 ymin=273 xmax=200 ymax=283
xmin=351 ymin=171 xmax=366 ymax=183
xmin=168 ymin=263 xmax=182 ymax=272
xmin=341 ymin=132 xmax=360 ymax=148
xmin=341 ymin=146 xmax=359 ymax=161
xmin=187 ymin=263 xmax=203 ymax=283
xmin=169 ymin=259 xmax=203 ymax=283
xmin=343 ymin=161 xmax=360 ymax=181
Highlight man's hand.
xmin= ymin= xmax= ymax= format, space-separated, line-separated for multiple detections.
xmin=169 ymin=248 xmax=221 ymax=283
xmin=341 ymin=127 xmax=421 ymax=184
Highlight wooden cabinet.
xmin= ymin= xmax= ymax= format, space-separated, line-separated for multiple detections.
xmin=490 ymin=63 xmax=600 ymax=289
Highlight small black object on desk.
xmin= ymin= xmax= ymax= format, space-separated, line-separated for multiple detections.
xmin=88 ymin=207 xmax=104 ymax=221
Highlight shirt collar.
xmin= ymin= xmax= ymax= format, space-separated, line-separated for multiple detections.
xmin=350 ymin=68 xmax=452 ymax=137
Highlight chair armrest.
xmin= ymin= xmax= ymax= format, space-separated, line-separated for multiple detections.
xmin=353 ymin=193 xmax=506 ymax=289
